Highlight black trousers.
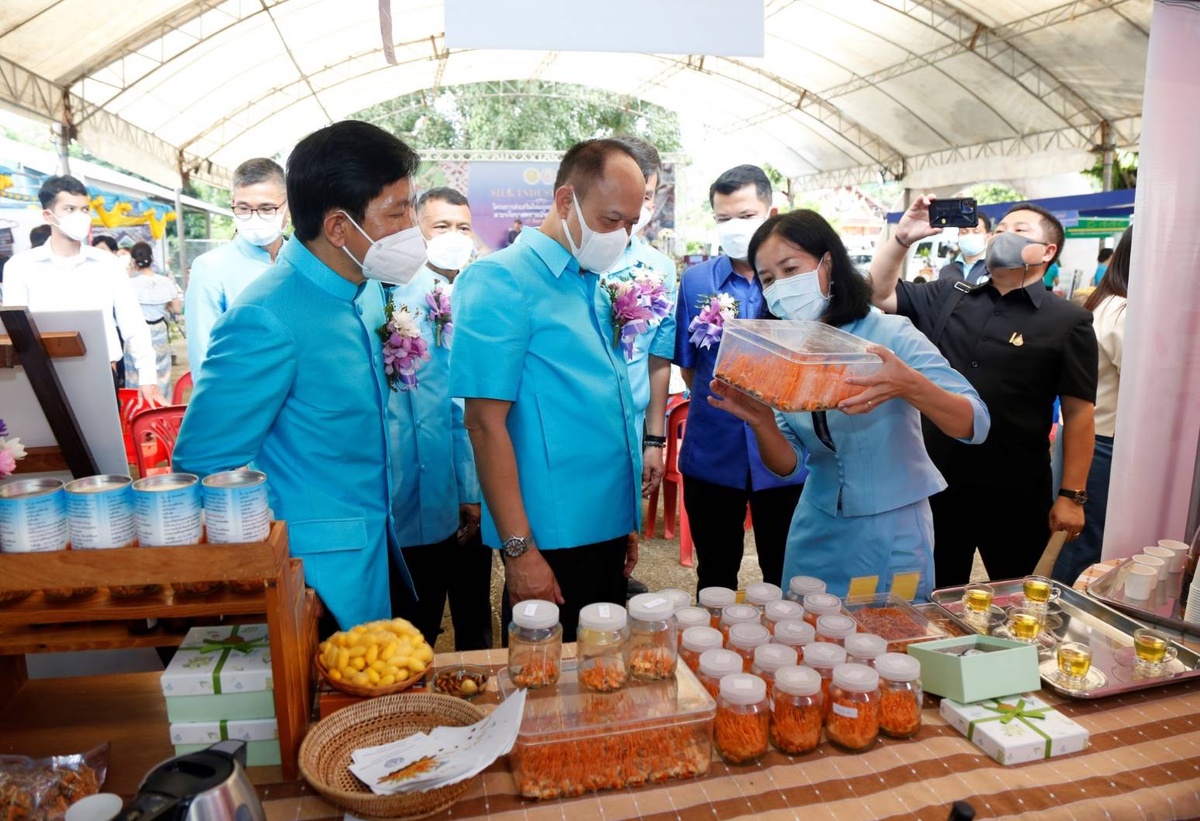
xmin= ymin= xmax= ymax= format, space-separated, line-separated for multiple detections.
xmin=682 ymin=474 xmax=803 ymax=593
xmin=501 ymin=536 xmax=627 ymax=644
xmin=391 ymin=533 xmax=495 ymax=651
xmin=930 ymin=478 xmax=1051 ymax=587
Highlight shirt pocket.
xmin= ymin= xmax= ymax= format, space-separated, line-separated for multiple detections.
xmin=289 ymin=518 xmax=368 ymax=555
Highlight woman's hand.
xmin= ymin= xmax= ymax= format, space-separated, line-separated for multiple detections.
xmin=838 ymin=346 xmax=918 ymax=414
xmin=707 ymin=379 xmax=775 ymax=427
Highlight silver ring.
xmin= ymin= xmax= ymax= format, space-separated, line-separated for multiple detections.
xmin=867 ymin=400 xmax=873 ymax=408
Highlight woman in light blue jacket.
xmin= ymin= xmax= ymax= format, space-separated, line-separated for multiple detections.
xmin=709 ymin=211 xmax=990 ymax=599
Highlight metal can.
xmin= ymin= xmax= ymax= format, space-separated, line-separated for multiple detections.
xmin=64 ymin=474 xmax=136 ymax=549
xmin=133 ymin=473 xmax=203 ymax=546
xmin=0 ymin=478 xmax=69 ymax=553
xmin=202 ymin=470 xmax=270 ymax=543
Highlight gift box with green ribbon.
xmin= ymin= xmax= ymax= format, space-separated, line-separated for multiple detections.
xmin=171 ymin=718 xmax=281 ymax=767
xmin=940 ymin=693 xmax=1089 ymax=765
xmin=161 ymin=624 xmax=275 ymax=723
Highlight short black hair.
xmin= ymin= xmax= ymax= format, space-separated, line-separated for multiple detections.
xmin=29 ymin=224 xmax=51 ymax=247
xmin=130 ymin=241 xmax=154 ymax=269
xmin=1002 ymin=202 xmax=1064 ymax=265
xmin=976 ymin=211 xmax=992 ymax=232
xmin=417 ymin=187 xmax=469 ymax=214
xmin=709 ymin=165 xmax=771 ymax=208
xmin=286 ymin=121 xmax=421 ymax=242
xmin=232 ymin=158 xmax=286 ymax=192
xmin=748 ymin=210 xmax=871 ymax=328
xmin=38 ymin=175 xmax=88 ymax=210
xmin=91 ymin=235 xmax=118 ymax=252
xmin=553 ymin=138 xmax=640 ymax=200
xmin=610 ymin=135 xmax=662 ymax=182
xmin=1097 ymin=247 xmax=1114 ymax=264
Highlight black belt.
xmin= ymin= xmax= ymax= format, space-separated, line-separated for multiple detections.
xmin=146 ymin=318 xmax=167 ymax=326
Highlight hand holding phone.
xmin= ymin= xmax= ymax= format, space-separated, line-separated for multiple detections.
xmin=928 ymin=198 xmax=979 ymax=229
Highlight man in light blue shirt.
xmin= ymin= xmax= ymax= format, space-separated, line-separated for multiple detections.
xmin=389 ymin=186 xmax=491 ymax=651
xmin=451 ymin=139 xmax=645 ymax=641
xmin=184 ymin=158 xmax=288 ymax=381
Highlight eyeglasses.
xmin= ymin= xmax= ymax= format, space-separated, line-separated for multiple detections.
xmin=232 ymin=202 xmax=285 ymax=220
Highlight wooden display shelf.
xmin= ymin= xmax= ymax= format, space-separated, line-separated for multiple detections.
xmin=0 ymin=615 xmax=269 ymax=656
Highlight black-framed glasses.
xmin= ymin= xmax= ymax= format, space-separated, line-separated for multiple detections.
xmin=232 ymin=202 xmax=285 ymax=220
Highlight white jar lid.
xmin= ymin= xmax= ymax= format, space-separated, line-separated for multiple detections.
xmin=512 ymin=599 xmax=559 ymax=630
xmin=789 ymin=575 xmax=826 ymax=598
xmin=699 ymin=586 xmax=737 ymax=609
xmin=578 ymin=601 xmax=627 ymax=631
xmin=774 ymin=664 xmax=821 ymax=696
xmin=803 ymin=592 xmax=841 ymax=615
xmin=657 ymin=588 xmax=692 ymax=611
xmin=745 ymin=582 xmax=783 ymax=607
xmin=832 ymin=662 xmax=880 ymax=692
xmin=816 ymin=613 xmax=858 ymax=639
xmin=844 ymin=633 xmax=888 ymax=660
xmin=874 ymin=652 xmax=921 ymax=682
xmin=753 ymin=642 xmax=798 ymax=671
xmin=773 ymin=619 xmax=815 ymax=646
xmin=699 ymin=648 xmax=744 ymax=678
xmin=720 ymin=604 xmax=761 ymax=625
xmin=728 ymin=622 xmax=770 ymax=649
xmin=719 ymin=672 xmax=767 ymax=705
xmin=802 ymin=641 xmax=847 ymax=670
xmin=765 ymin=600 xmax=804 ymax=623
xmin=675 ymin=606 xmax=711 ymax=629
xmin=682 ymin=626 xmax=724 ymax=654
xmin=629 ymin=592 xmax=675 ymax=621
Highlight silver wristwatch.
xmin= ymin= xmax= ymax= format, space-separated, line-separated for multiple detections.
xmin=502 ymin=534 xmax=536 ymax=559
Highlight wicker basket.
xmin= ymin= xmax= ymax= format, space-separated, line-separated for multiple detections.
xmin=299 ymin=692 xmax=485 ymax=820
xmin=315 ymin=654 xmax=430 ymax=698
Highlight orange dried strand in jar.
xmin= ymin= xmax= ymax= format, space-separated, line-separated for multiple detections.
xmin=826 ymin=693 xmax=878 ymax=750
xmin=879 ymin=687 xmax=921 ymax=737
xmin=629 ymin=646 xmax=675 ymax=678
xmin=714 ymin=706 xmax=769 ymax=764
xmin=771 ymin=699 xmax=822 ymax=755
xmin=511 ymin=655 xmax=559 ymax=688
xmin=579 ymin=660 xmax=628 ymax=692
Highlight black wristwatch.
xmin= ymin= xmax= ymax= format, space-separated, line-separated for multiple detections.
xmin=1058 ymin=488 xmax=1088 ymax=505
xmin=502 ymin=534 xmax=536 ymax=559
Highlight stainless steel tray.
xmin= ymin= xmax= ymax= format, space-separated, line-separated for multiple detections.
xmin=1087 ymin=558 xmax=1200 ymax=639
xmin=930 ymin=580 xmax=1199 ymax=699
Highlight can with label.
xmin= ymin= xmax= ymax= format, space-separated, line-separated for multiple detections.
xmin=65 ymin=474 xmax=136 ymax=549
xmin=202 ymin=470 xmax=270 ymax=544
xmin=0 ymin=478 xmax=69 ymax=553
xmin=133 ymin=473 xmax=203 ymax=546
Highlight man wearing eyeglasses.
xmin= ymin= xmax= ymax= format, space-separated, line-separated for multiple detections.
xmin=184 ymin=158 xmax=288 ymax=380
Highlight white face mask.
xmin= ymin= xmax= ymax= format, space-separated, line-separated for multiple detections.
xmin=238 ymin=214 xmax=285 ymax=247
xmin=50 ymin=211 xmax=92 ymax=243
xmin=424 ymin=231 xmax=474 ymax=271
xmin=631 ymin=203 xmax=655 ymax=237
xmin=715 ymin=217 xmax=765 ymax=262
xmin=563 ymin=192 xmax=630 ymax=273
xmin=340 ymin=212 xmax=427 ymax=286
xmin=958 ymin=233 xmax=987 ymax=257
xmin=762 ymin=258 xmax=831 ymax=322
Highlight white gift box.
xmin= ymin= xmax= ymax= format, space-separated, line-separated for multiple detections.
xmin=161 ymin=623 xmax=273 ymax=697
xmin=940 ymin=692 xmax=1089 ymax=766
xmin=170 ymin=717 xmax=278 ymax=745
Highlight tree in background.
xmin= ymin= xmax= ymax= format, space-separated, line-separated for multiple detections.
xmin=961 ymin=182 xmax=1024 ymax=205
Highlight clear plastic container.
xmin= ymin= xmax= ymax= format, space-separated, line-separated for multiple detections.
xmin=713 ymin=318 xmax=883 ymax=412
xmin=577 ymin=602 xmax=629 ymax=693
xmin=697 ymin=648 xmax=743 ymax=700
xmin=875 ymin=652 xmax=923 ymax=739
xmin=802 ymin=641 xmax=847 ymax=714
xmin=627 ymin=593 xmax=678 ymax=680
xmin=715 ymin=673 xmax=770 ymax=765
xmin=844 ymin=633 xmax=888 ymax=668
xmin=826 ymin=663 xmax=880 ymax=752
xmin=840 ymin=593 xmax=949 ymax=652
xmin=771 ymin=665 xmax=823 ymax=755
xmin=803 ymin=592 xmax=842 ymax=628
xmin=764 ymin=599 xmax=805 ymax=634
xmin=657 ymin=587 xmax=692 ymax=612
xmin=675 ymin=606 xmax=711 ymax=644
xmin=508 ymin=599 xmax=562 ymax=689
xmin=786 ymin=575 xmax=826 ymax=603
xmin=727 ymin=623 xmax=771 ymax=672
xmin=773 ymin=619 xmax=816 ymax=661
xmin=699 ymin=586 xmax=737 ymax=629
xmin=745 ymin=582 xmax=783 ymax=611
xmin=815 ymin=613 xmax=859 ymax=647
xmin=719 ymin=603 xmax=762 ymax=643
xmin=750 ymin=643 xmax=798 ymax=697
xmin=680 ymin=626 xmax=724 ymax=674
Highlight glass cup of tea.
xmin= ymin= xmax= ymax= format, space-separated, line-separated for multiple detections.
xmin=962 ymin=583 xmax=994 ymax=615
xmin=1022 ymin=575 xmax=1060 ymax=611
xmin=1132 ymin=628 xmax=1178 ymax=676
xmin=1007 ymin=607 xmax=1045 ymax=642
xmin=1055 ymin=641 xmax=1092 ymax=688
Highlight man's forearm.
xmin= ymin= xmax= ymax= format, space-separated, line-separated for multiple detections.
xmin=681 ymin=366 xmax=694 ymax=390
xmin=645 ymin=356 xmax=672 ymax=438
xmin=1060 ymin=409 xmax=1096 ymax=491
xmin=867 ymin=233 xmax=907 ymax=311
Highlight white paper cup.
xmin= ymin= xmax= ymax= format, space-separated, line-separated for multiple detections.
xmin=1158 ymin=539 xmax=1190 ymax=572
xmin=1132 ymin=554 xmax=1167 ymax=583
xmin=1144 ymin=545 xmax=1177 ymax=572
xmin=65 ymin=793 xmax=122 ymax=821
xmin=1124 ymin=565 xmax=1158 ymax=600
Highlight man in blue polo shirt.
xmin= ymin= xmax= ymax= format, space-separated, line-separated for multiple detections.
xmin=674 ymin=165 xmax=806 ymax=592
xmin=451 ymin=139 xmax=644 ymax=641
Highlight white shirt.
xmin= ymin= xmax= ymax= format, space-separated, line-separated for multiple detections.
xmin=2 ymin=243 xmax=157 ymax=385
xmin=1092 ymin=295 xmax=1125 ymax=438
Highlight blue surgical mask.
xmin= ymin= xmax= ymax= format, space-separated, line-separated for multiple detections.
xmin=762 ymin=258 xmax=830 ymax=321
xmin=958 ymin=233 xmax=987 ymax=257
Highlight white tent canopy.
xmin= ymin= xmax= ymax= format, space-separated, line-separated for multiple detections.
xmin=0 ymin=0 xmax=1150 ymax=191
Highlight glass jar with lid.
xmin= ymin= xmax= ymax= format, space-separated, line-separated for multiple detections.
xmin=627 ymin=592 xmax=678 ymax=680
xmin=745 ymin=582 xmax=783 ymax=611
xmin=657 ymin=587 xmax=691 ymax=612
xmin=825 ymin=663 xmax=880 ymax=752
xmin=786 ymin=575 xmax=826 ymax=603
xmin=719 ymin=603 xmax=762 ymax=643
xmin=763 ymin=600 xmax=805 ymax=634
xmin=727 ymin=623 xmax=771 ymax=672
xmin=801 ymin=641 xmax=847 ymax=713
xmin=675 ymin=606 xmax=711 ymax=643
xmin=772 ymin=619 xmax=816 ymax=661
xmin=577 ymin=602 xmax=630 ymax=693
xmin=680 ymin=626 xmax=724 ymax=673
xmin=803 ymin=592 xmax=842 ymax=628
xmin=715 ymin=673 xmax=770 ymax=765
xmin=815 ymin=613 xmax=859 ymax=647
xmin=875 ymin=652 xmax=923 ymax=739
xmin=698 ymin=586 xmax=737 ymax=629
xmin=750 ymin=643 xmax=798 ymax=697
xmin=771 ymin=665 xmax=823 ymax=755
xmin=507 ymin=599 xmax=562 ymax=689
xmin=844 ymin=633 xmax=888 ymax=667
xmin=697 ymin=648 xmax=743 ymax=699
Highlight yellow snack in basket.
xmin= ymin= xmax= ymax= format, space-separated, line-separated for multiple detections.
xmin=322 ymin=618 xmax=430 ymax=690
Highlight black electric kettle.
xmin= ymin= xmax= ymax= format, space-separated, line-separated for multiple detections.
xmin=116 ymin=740 xmax=266 ymax=821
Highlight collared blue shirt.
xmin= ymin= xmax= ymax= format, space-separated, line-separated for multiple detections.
xmin=450 ymin=228 xmax=641 ymax=549
xmin=174 ymin=238 xmax=410 ymax=630
xmin=387 ymin=266 xmax=480 ymax=547
xmin=602 ymin=235 xmax=678 ymax=430
xmin=673 ymin=255 xmax=807 ymax=490
xmin=185 ymin=234 xmax=278 ymax=380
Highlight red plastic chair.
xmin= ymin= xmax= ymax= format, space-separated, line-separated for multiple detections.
xmin=130 ymin=406 xmax=186 ymax=477
xmin=172 ymin=371 xmax=194 ymax=405
xmin=118 ymin=389 xmax=161 ymax=467
xmin=645 ymin=400 xmax=695 ymax=563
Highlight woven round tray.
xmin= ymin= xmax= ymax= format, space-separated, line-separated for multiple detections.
xmin=315 ymin=654 xmax=430 ymax=698
xmin=299 ymin=692 xmax=485 ymax=820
